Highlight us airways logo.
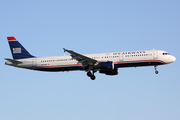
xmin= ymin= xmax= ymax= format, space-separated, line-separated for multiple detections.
xmin=13 ymin=48 xmax=21 ymax=54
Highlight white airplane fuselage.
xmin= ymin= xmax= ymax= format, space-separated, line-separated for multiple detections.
xmin=6 ymin=50 xmax=175 ymax=71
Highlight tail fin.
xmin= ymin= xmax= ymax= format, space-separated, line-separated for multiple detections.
xmin=7 ymin=36 xmax=35 ymax=60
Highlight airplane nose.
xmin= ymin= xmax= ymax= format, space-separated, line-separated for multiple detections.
xmin=172 ymin=56 xmax=176 ymax=62
xmin=166 ymin=55 xmax=176 ymax=64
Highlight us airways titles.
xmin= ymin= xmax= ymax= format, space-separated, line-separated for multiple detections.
xmin=113 ymin=51 xmax=146 ymax=55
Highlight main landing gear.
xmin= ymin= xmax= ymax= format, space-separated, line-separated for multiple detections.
xmin=154 ymin=65 xmax=159 ymax=74
xmin=87 ymin=71 xmax=96 ymax=80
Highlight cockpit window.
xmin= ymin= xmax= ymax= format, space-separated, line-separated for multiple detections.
xmin=163 ymin=53 xmax=170 ymax=55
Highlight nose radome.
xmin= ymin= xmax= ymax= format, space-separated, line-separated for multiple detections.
xmin=172 ymin=56 xmax=176 ymax=62
xmin=166 ymin=56 xmax=176 ymax=64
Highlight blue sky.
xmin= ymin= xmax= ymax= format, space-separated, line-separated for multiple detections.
xmin=0 ymin=0 xmax=180 ymax=120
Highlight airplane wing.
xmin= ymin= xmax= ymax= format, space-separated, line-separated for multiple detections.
xmin=63 ymin=48 xmax=98 ymax=67
xmin=5 ymin=58 xmax=23 ymax=64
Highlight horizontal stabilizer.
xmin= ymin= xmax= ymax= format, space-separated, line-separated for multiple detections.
xmin=5 ymin=58 xmax=23 ymax=64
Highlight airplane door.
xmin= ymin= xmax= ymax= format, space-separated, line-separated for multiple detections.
xmin=119 ymin=53 xmax=124 ymax=61
xmin=153 ymin=50 xmax=158 ymax=59
xmin=32 ymin=59 xmax=36 ymax=67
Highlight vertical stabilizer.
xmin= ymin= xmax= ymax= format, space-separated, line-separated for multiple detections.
xmin=7 ymin=36 xmax=35 ymax=60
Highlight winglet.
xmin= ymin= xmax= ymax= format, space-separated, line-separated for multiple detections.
xmin=63 ymin=48 xmax=67 ymax=52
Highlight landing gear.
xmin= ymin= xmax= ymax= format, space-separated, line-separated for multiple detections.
xmin=87 ymin=71 xmax=92 ymax=77
xmin=90 ymin=75 xmax=96 ymax=80
xmin=154 ymin=66 xmax=159 ymax=74
xmin=87 ymin=71 xmax=96 ymax=80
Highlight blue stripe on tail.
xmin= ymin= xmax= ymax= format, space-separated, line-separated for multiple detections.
xmin=7 ymin=37 xmax=35 ymax=60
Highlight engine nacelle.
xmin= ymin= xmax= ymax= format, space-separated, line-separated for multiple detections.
xmin=98 ymin=61 xmax=114 ymax=70
xmin=99 ymin=69 xmax=118 ymax=75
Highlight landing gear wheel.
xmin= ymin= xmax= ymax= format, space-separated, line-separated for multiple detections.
xmin=86 ymin=69 xmax=96 ymax=80
xmin=154 ymin=66 xmax=159 ymax=74
xmin=90 ymin=75 xmax=96 ymax=80
xmin=87 ymin=71 xmax=92 ymax=77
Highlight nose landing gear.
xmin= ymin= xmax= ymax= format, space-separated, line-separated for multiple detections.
xmin=87 ymin=71 xmax=96 ymax=80
xmin=154 ymin=66 xmax=159 ymax=74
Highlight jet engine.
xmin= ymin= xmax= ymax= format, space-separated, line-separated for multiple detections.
xmin=98 ymin=61 xmax=114 ymax=70
xmin=98 ymin=61 xmax=118 ymax=75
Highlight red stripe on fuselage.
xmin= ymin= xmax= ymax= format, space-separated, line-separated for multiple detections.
xmin=114 ymin=59 xmax=166 ymax=64
xmin=22 ymin=63 xmax=83 ymax=69
xmin=39 ymin=64 xmax=82 ymax=68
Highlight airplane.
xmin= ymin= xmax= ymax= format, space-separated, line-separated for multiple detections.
xmin=5 ymin=36 xmax=176 ymax=80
